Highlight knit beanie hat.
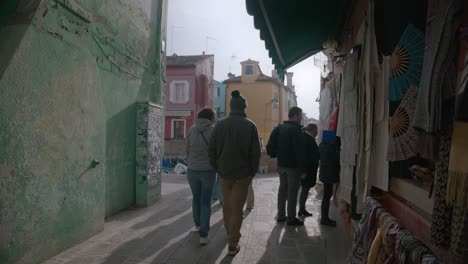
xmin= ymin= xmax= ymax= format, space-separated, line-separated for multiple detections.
xmin=230 ymin=90 xmax=247 ymax=112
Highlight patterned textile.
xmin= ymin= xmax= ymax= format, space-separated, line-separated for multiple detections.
xmin=430 ymin=129 xmax=453 ymax=248
xmin=347 ymin=197 xmax=382 ymax=264
xmin=380 ymin=215 xmax=399 ymax=258
xmin=396 ymin=230 xmax=432 ymax=264
xmin=412 ymin=0 xmax=461 ymax=133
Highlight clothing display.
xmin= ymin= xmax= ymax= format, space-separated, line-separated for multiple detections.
xmin=412 ymin=0 xmax=461 ymax=133
xmin=430 ymin=130 xmax=453 ymax=249
xmin=348 ymin=197 xmax=440 ymax=264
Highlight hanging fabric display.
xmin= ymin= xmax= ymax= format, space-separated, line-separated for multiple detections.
xmin=356 ymin=0 xmax=379 ymax=211
xmin=412 ymin=0 xmax=461 ymax=133
xmin=389 ymin=24 xmax=425 ymax=102
xmin=369 ymin=57 xmax=391 ymax=191
xmin=454 ymin=43 xmax=468 ymax=121
xmin=446 ymin=122 xmax=468 ymax=209
xmin=338 ymin=52 xmax=359 ymax=204
xmin=388 ymin=86 xmax=419 ymax=161
xmin=329 ymin=107 xmax=339 ymax=131
xmin=430 ymin=130 xmax=454 ymax=249
xmin=347 ymin=197 xmax=440 ymax=264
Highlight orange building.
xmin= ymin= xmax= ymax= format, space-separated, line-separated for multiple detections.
xmin=224 ymin=59 xmax=297 ymax=146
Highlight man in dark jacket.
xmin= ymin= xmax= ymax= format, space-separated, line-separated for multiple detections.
xmin=319 ymin=130 xmax=340 ymax=227
xmin=298 ymin=123 xmax=319 ymax=217
xmin=209 ymin=90 xmax=261 ymax=256
xmin=274 ymin=106 xmax=306 ymax=226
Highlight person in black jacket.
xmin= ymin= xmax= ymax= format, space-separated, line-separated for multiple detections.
xmin=270 ymin=106 xmax=306 ymax=226
xmin=319 ymin=131 xmax=341 ymax=227
xmin=298 ymin=123 xmax=319 ymax=217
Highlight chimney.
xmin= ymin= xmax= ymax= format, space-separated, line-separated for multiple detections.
xmin=227 ymin=73 xmax=235 ymax=79
xmin=271 ymin=70 xmax=278 ymax=79
xmin=286 ymin=72 xmax=294 ymax=89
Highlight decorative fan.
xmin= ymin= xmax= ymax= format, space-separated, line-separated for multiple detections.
xmin=388 ymin=86 xmax=419 ymax=161
xmin=389 ymin=24 xmax=425 ymax=102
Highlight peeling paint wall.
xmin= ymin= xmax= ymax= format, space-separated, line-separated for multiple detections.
xmin=0 ymin=0 xmax=166 ymax=263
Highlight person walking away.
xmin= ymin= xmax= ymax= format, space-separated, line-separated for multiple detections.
xmin=267 ymin=106 xmax=306 ymax=226
xmin=245 ymin=183 xmax=254 ymax=210
xmin=209 ymin=90 xmax=261 ymax=256
xmin=213 ymin=174 xmax=223 ymax=205
xmin=319 ymin=130 xmax=340 ymax=227
xmin=298 ymin=123 xmax=320 ymax=217
xmin=186 ymin=108 xmax=217 ymax=245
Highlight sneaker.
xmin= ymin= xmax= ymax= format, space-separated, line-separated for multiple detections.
xmin=298 ymin=209 xmax=313 ymax=217
xmin=287 ymin=217 xmax=304 ymax=226
xmin=200 ymin=237 xmax=209 ymax=245
xmin=195 ymin=226 xmax=200 ymax=231
xmin=320 ymin=218 xmax=337 ymax=227
xmin=227 ymin=245 xmax=240 ymax=256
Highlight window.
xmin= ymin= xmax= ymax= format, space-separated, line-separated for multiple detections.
xmin=217 ymin=86 xmax=221 ymax=97
xmin=273 ymin=93 xmax=279 ymax=109
xmin=171 ymin=119 xmax=186 ymax=139
xmin=245 ymin=64 xmax=254 ymax=75
xmin=170 ymin=81 xmax=189 ymax=103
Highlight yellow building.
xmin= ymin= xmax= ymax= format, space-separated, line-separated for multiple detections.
xmin=224 ymin=59 xmax=297 ymax=145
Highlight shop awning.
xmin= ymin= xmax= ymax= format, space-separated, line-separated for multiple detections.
xmin=246 ymin=0 xmax=351 ymax=80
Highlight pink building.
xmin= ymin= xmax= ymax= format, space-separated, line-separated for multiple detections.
xmin=164 ymin=54 xmax=214 ymax=141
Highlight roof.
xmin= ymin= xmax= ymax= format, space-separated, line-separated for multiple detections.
xmin=245 ymin=0 xmax=351 ymax=80
xmin=223 ymin=76 xmax=242 ymax=84
xmin=166 ymin=54 xmax=213 ymax=67
xmin=223 ymin=73 xmax=282 ymax=86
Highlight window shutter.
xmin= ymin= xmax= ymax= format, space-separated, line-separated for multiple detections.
xmin=184 ymin=82 xmax=189 ymax=103
xmin=170 ymin=82 xmax=176 ymax=103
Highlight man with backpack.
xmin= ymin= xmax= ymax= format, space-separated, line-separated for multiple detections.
xmin=266 ymin=106 xmax=306 ymax=226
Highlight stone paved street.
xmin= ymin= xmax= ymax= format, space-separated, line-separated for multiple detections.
xmin=43 ymin=174 xmax=351 ymax=264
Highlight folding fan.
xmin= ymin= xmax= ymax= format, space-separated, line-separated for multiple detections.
xmin=388 ymin=86 xmax=419 ymax=161
xmin=389 ymin=24 xmax=425 ymax=102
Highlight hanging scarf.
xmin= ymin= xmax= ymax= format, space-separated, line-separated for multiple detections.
xmin=446 ymin=122 xmax=468 ymax=209
xmin=412 ymin=0 xmax=461 ymax=133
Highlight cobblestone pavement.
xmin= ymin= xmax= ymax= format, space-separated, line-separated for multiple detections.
xmin=43 ymin=173 xmax=351 ymax=264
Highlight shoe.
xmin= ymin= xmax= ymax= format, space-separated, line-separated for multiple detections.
xmin=320 ymin=218 xmax=337 ymax=227
xmin=287 ymin=217 xmax=304 ymax=226
xmin=227 ymin=245 xmax=240 ymax=256
xmin=246 ymin=206 xmax=254 ymax=210
xmin=195 ymin=226 xmax=200 ymax=231
xmin=298 ymin=209 xmax=313 ymax=217
xmin=200 ymin=237 xmax=209 ymax=245
xmin=276 ymin=216 xmax=287 ymax=223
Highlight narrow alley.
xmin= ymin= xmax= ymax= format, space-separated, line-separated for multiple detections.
xmin=42 ymin=174 xmax=351 ymax=264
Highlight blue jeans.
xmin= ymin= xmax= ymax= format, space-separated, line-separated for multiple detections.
xmin=213 ymin=175 xmax=223 ymax=203
xmin=187 ymin=169 xmax=216 ymax=238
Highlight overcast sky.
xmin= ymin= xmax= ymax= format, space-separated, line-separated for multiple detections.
xmin=167 ymin=0 xmax=321 ymax=119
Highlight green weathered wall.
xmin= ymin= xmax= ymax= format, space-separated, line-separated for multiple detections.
xmin=0 ymin=0 xmax=165 ymax=263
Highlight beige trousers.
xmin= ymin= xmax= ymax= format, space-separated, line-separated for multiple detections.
xmin=220 ymin=177 xmax=252 ymax=248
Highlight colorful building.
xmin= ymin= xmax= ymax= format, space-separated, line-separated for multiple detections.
xmin=0 ymin=1 xmax=168 ymax=263
xmin=224 ymin=59 xmax=296 ymax=145
xmin=213 ymin=80 xmax=227 ymax=119
xmin=164 ymin=54 xmax=214 ymax=157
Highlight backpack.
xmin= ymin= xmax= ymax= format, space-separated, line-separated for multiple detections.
xmin=266 ymin=124 xmax=282 ymax=158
